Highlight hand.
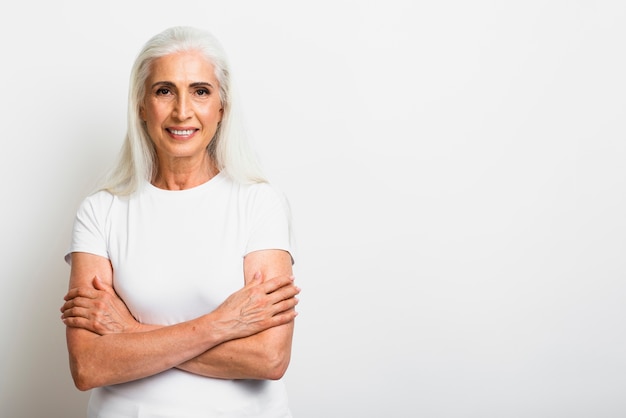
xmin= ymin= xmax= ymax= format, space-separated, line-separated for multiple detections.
xmin=211 ymin=272 xmax=300 ymax=341
xmin=60 ymin=276 xmax=140 ymax=335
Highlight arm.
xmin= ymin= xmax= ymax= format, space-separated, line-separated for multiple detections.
xmin=177 ymin=249 xmax=296 ymax=379
xmin=64 ymin=251 xmax=298 ymax=390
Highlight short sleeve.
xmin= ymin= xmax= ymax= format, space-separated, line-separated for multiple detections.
xmin=64 ymin=191 xmax=112 ymax=264
xmin=244 ymin=184 xmax=295 ymax=263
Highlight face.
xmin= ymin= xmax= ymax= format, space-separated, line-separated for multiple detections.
xmin=140 ymin=51 xmax=223 ymax=165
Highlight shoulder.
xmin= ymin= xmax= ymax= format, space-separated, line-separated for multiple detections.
xmin=234 ymin=180 xmax=289 ymax=212
xmin=75 ymin=189 xmax=129 ymax=224
xmin=83 ymin=189 xmax=116 ymax=205
xmin=77 ymin=189 xmax=117 ymax=212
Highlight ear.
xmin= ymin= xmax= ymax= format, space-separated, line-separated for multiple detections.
xmin=139 ymin=106 xmax=146 ymax=121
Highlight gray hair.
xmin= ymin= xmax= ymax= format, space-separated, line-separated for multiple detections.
xmin=101 ymin=26 xmax=265 ymax=195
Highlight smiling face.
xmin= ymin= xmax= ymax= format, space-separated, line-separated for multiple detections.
xmin=140 ymin=51 xmax=223 ymax=171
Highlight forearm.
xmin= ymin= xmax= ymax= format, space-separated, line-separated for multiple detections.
xmin=67 ymin=312 xmax=227 ymax=390
xmin=128 ymin=320 xmax=294 ymax=380
xmin=177 ymin=321 xmax=294 ymax=380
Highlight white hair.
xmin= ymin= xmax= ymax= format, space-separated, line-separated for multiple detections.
xmin=100 ymin=26 xmax=266 ymax=195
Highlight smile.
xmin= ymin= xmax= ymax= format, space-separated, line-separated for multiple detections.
xmin=168 ymin=129 xmax=196 ymax=136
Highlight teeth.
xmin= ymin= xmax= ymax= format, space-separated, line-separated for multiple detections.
xmin=170 ymin=129 xmax=194 ymax=135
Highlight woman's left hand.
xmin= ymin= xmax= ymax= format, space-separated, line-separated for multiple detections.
xmin=61 ymin=276 xmax=140 ymax=335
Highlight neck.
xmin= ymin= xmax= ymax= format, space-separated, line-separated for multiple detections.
xmin=152 ymin=155 xmax=218 ymax=190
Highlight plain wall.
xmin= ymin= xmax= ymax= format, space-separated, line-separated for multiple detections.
xmin=1 ymin=1 xmax=625 ymax=417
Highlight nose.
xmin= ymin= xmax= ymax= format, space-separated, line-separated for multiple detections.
xmin=173 ymin=93 xmax=193 ymax=120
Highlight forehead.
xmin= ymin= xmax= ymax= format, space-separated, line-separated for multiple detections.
xmin=147 ymin=51 xmax=218 ymax=84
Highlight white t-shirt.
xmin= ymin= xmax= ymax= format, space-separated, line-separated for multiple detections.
xmin=66 ymin=172 xmax=294 ymax=418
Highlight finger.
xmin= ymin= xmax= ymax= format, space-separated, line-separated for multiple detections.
xmin=92 ymin=276 xmax=115 ymax=295
xmin=61 ymin=315 xmax=102 ymax=334
xmin=61 ymin=294 xmax=104 ymax=313
xmin=266 ymin=307 xmax=299 ymax=328
xmin=250 ymin=271 xmax=263 ymax=285
xmin=92 ymin=275 xmax=103 ymax=289
xmin=271 ymin=297 xmax=299 ymax=316
xmin=260 ymin=274 xmax=296 ymax=294
xmin=64 ymin=286 xmax=99 ymax=301
xmin=61 ymin=296 xmax=88 ymax=312
xmin=61 ymin=305 xmax=91 ymax=320
xmin=60 ymin=299 xmax=77 ymax=313
xmin=63 ymin=289 xmax=79 ymax=301
xmin=62 ymin=316 xmax=89 ymax=329
xmin=266 ymin=281 xmax=300 ymax=303
xmin=64 ymin=287 xmax=86 ymax=301
xmin=60 ymin=300 xmax=71 ymax=313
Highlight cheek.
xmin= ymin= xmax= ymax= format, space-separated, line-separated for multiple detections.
xmin=143 ymin=103 xmax=167 ymax=124
xmin=139 ymin=96 xmax=153 ymax=121
xmin=200 ymin=103 xmax=224 ymax=123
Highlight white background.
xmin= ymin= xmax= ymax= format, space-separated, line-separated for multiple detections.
xmin=1 ymin=1 xmax=625 ymax=417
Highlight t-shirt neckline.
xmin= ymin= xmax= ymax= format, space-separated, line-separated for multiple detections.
xmin=144 ymin=171 xmax=226 ymax=196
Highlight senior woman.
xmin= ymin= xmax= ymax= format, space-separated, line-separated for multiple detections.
xmin=60 ymin=26 xmax=299 ymax=417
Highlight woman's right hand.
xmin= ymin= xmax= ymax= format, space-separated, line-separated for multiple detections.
xmin=61 ymin=276 xmax=141 ymax=335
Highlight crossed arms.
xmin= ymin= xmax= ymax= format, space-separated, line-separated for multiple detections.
xmin=61 ymin=249 xmax=299 ymax=391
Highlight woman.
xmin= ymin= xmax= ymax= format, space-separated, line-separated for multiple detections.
xmin=60 ymin=26 xmax=300 ymax=417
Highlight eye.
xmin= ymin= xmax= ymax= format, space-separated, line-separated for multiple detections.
xmin=195 ymin=88 xmax=210 ymax=96
xmin=156 ymin=87 xmax=171 ymax=96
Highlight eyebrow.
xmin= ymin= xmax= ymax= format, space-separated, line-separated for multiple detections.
xmin=150 ymin=81 xmax=215 ymax=89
